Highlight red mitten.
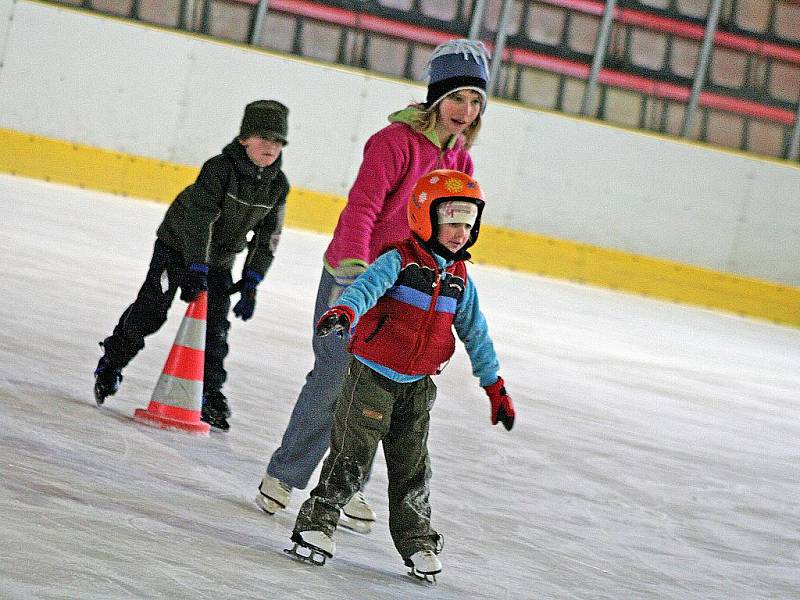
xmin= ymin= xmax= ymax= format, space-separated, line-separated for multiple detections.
xmin=315 ymin=305 xmax=356 ymax=337
xmin=483 ymin=376 xmax=515 ymax=431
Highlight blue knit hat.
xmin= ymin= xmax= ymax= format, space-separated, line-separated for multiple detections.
xmin=422 ymin=39 xmax=491 ymax=112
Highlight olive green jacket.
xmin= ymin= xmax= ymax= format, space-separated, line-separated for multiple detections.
xmin=156 ymin=140 xmax=289 ymax=278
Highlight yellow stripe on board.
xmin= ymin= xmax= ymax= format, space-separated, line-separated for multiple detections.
xmin=0 ymin=127 xmax=197 ymax=202
xmin=2 ymin=127 xmax=799 ymax=327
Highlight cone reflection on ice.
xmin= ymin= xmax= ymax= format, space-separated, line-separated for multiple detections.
xmin=134 ymin=291 xmax=210 ymax=435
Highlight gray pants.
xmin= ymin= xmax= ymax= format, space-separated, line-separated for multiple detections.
xmin=266 ymin=268 xmax=352 ymax=489
xmin=294 ymin=359 xmax=441 ymax=560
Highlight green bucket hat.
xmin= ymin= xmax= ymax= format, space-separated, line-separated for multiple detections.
xmin=240 ymin=100 xmax=289 ymax=145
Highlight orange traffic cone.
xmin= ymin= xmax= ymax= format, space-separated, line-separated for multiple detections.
xmin=134 ymin=291 xmax=211 ymax=435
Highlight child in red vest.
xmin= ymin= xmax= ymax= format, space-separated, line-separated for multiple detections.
xmin=287 ymin=169 xmax=516 ymax=581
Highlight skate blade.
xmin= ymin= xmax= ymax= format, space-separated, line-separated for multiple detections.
xmin=408 ymin=568 xmax=438 ymax=584
xmin=284 ymin=543 xmax=328 ymax=566
xmin=339 ymin=513 xmax=373 ymax=534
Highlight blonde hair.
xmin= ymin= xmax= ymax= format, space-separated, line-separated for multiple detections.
xmin=408 ymin=101 xmax=483 ymax=151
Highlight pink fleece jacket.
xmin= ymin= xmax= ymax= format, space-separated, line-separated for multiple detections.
xmin=324 ymin=119 xmax=474 ymax=270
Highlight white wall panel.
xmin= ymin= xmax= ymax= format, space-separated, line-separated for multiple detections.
xmin=468 ymin=102 xmax=536 ymax=227
xmin=478 ymin=110 xmax=766 ymax=273
xmin=0 ymin=0 xmax=14 ymax=56
xmin=734 ymin=165 xmax=800 ymax=282
xmin=170 ymin=43 xmax=424 ymax=197
xmin=0 ymin=1 xmax=190 ymax=157
xmin=2 ymin=0 xmax=799 ymax=285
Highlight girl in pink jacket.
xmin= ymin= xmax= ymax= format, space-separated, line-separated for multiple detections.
xmin=257 ymin=39 xmax=492 ymax=531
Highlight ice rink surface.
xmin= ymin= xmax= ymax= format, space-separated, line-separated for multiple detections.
xmin=1 ymin=173 xmax=799 ymax=599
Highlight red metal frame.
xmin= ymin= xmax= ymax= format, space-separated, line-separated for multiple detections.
xmin=508 ymin=47 xmax=795 ymax=123
xmin=537 ymin=0 xmax=800 ymax=65
xmin=225 ymin=0 xmax=797 ymax=125
xmin=267 ymin=0 xmax=454 ymax=44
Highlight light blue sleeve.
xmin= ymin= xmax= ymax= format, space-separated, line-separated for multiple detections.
xmin=453 ymin=275 xmax=500 ymax=387
xmin=337 ymin=250 xmax=401 ymax=326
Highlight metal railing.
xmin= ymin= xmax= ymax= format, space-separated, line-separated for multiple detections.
xmin=51 ymin=0 xmax=800 ymax=160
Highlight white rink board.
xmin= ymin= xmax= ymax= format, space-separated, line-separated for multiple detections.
xmin=0 ymin=0 xmax=12 ymax=53
xmin=501 ymin=111 xmax=743 ymax=264
xmin=0 ymin=4 xmax=192 ymax=157
xmin=1 ymin=0 xmax=799 ymax=285
xmin=165 ymin=41 xmax=383 ymax=193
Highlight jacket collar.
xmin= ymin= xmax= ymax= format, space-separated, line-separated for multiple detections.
xmin=223 ymin=139 xmax=283 ymax=182
xmin=411 ymin=235 xmax=468 ymax=267
xmin=388 ymin=107 xmax=460 ymax=150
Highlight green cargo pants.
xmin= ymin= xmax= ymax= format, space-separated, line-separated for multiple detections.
xmin=294 ymin=358 xmax=441 ymax=560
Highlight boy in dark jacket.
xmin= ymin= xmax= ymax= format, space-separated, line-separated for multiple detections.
xmin=287 ymin=169 xmax=515 ymax=580
xmin=93 ymin=100 xmax=290 ymax=431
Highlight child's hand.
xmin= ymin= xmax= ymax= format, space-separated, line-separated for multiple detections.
xmin=316 ymin=305 xmax=355 ymax=337
xmin=483 ymin=376 xmax=515 ymax=431
xmin=231 ymin=270 xmax=262 ymax=321
xmin=180 ymin=263 xmax=208 ymax=302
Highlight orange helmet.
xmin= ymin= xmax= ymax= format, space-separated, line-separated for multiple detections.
xmin=407 ymin=169 xmax=485 ymax=250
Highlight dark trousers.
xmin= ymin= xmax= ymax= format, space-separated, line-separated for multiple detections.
xmin=294 ymin=358 xmax=440 ymax=560
xmin=101 ymin=239 xmax=233 ymax=393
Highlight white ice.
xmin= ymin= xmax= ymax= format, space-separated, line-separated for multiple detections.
xmin=1 ymin=173 xmax=799 ymax=600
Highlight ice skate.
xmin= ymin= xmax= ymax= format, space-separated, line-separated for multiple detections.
xmin=285 ymin=530 xmax=335 ymax=566
xmin=201 ymin=391 xmax=231 ymax=431
xmin=93 ymin=356 xmax=122 ymax=405
xmin=405 ymin=549 xmax=442 ymax=583
xmin=255 ymin=474 xmax=292 ymax=515
xmin=338 ymin=490 xmax=376 ymax=534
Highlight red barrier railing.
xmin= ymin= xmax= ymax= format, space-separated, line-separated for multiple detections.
xmin=267 ymin=0 xmax=453 ymax=44
xmin=536 ymin=0 xmax=800 ymax=65
xmin=507 ymin=47 xmax=796 ymax=123
xmin=226 ymin=0 xmax=798 ymax=125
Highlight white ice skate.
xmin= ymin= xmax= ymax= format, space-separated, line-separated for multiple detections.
xmin=255 ymin=474 xmax=291 ymax=515
xmin=405 ymin=550 xmax=442 ymax=583
xmin=339 ymin=491 xmax=376 ymax=534
xmin=285 ymin=530 xmax=336 ymax=566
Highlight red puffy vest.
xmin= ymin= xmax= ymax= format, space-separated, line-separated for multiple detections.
xmin=348 ymin=238 xmax=467 ymax=375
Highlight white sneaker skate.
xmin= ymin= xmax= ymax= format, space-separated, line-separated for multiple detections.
xmin=255 ymin=474 xmax=291 ymax=515
xmin=406 ymin=550 xmax=442 ymax=583
xmin=285 ymin=530 xmax=336 ymax=566
xmin=339 ymin=491 xmax=376 ymax=534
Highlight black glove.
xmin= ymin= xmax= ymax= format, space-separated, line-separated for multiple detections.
xmin=316 ymin=305 xmax=355 ymax=337
xmin=180 ymin=263 xmax=208 ymax=302
xmin=232 ymin=270 xmax=262 ymax=321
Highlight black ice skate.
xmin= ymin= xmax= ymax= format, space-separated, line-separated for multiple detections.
xmin=404 ymin=549 xmax=442 ymax=583
xmin=285 ymin=530 xmax=335 ymax=566
xmin=93 ymin=356 xmax=122 ymax=405
xmin=201 ymin=391 xmax=231 ymax=431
